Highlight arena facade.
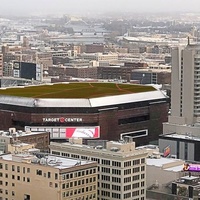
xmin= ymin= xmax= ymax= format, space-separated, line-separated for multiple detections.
xmin=0 ymin=83 xmax=169 ymax=146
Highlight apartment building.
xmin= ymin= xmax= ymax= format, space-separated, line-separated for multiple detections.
xmin=49 ymin=139 xmax=148 ymax=200
xmin=0 ymin=153 xmax=97 ymax=200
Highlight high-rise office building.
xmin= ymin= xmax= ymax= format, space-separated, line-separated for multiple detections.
xmin=163 ymin=44 xmax=200 ymax=132
xmin=161 ymin=44 xmax=200 ymax=161
xmin=49 ymin=139 xmax=148 ymax=200
xmin=170 ymin=44 xmax=200 ymax=125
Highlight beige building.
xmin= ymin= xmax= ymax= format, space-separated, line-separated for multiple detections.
xmin=49 ymin=139 xmax=148 ymax=200
xmin=81 ymin=53 xmax=118 ymax=63
xmin=0 ymin=153 xmax=97 ymax=200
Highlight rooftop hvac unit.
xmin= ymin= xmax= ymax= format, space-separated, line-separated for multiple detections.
xmin=95 ymin=145 xmax=103 ymax=150
xmin=110 ymin=147 xmax=120 ymax=152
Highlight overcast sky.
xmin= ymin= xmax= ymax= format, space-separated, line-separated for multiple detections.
xmin=1 ymin=0 xmax=200 ymax=16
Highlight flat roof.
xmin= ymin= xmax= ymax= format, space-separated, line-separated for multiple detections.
xmin=1 ymin=154 xmax=94 ymax=169
xmin=0 ymin=83 xmax=168 ymax=108
xmin=147 ymin=157 xmax=179 ymax=167
xmin=0 ymin=83 xmax=156 ymax=99
xmin=50 ymin=141 xmax=147 ymax=158
xmin=147 ymin=157 xmax=184 ymax=172
xmin=161 ymin=133 xmax=200 ymax=142
xmin=0 ymin=130 xmax=48 ymax=138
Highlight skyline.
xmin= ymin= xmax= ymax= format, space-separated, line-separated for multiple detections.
xmin=1 ymin=0 xmax=200 ymax=16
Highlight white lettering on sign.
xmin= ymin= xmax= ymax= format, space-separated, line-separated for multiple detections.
xmin=42 ymin=117 xmax=83 ymax=123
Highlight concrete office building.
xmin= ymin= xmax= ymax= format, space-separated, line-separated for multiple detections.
xmin=161 ymin=44 xmax=200 ymax=161
xmin=50 ymin=139 xmax=148 ymax=200
xmin=0 ymin=153 xmax=97 ymax=200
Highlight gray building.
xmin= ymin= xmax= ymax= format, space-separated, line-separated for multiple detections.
xmin=162 ymin=44 xmax=200 ymax=162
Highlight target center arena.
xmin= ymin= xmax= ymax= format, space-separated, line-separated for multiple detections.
xmin=0 ymin=82 xmax=169 ymax=146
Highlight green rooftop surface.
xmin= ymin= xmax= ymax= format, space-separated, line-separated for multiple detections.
xmin=0 ymin=83 xmax=156 ymax=99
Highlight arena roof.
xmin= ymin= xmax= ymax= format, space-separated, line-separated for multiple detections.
xmin=0 ymin=83 xmax=155 ymax=98
xmin=0 ymin=83 xmax=167 ymax=108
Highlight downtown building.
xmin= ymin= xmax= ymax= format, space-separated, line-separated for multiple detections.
xmin=0 ymin=153 xmax=97 ymax=200
xmin=160 ymin=44 xmax=200 ymax=161
xmin=49 ymin=139 xmax=148 ymax=200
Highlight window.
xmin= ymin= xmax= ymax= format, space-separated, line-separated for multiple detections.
xmin=102 ymin=159 xmax=110 ymax=165
xmin=124 ymin=177 xmax=131 ymax=183
xmin=133 ymin=167 xmax=140 ymax=173
xmin=124 ymin=184 xmax=131 ymax=191
xmin=112 ymin=169 xmax=121 ymax=175
xmin=124 ymin=192 xmax=131 ymax=199
xmin=124 ymin=161 xmax=131 ymax=167
xmin=141 ymin=166 xmax=145 ymax=171
xmin=17 ymin=166 xmax=20 ymax=173
xmin=55 ymin=173 xmax=58 ymax=180
xmin=133 ymin=182 xmax=140 ymax=189
xmin=24 ymin=194 xmax=30 ymax=200
xmin=141 ymin=174 xmax=145 ymax=179
xmin=102 ymin=167 xmax=110 ymax=173
xmin=36 ymin=170 xmax=42 ymax=176
xmin=141 ymin=181 xmax=145 ymax=187
xmin=112 ymin=177 xmax=121 ymax=183
xmin=124 ymin=169 xmax=131 ymax=175
xmin=133 ymin=159 xmax=140 ymax=165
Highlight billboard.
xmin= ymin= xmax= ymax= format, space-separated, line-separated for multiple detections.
xmin=163 ymin=145 xmax=171 ymax=157
xmin=66 ymin=127 xmax=100 ymax=138
xmin=25 ymin=126 xmax=100 ymax=139
xmin=183 ymin=163 xmax=200 ymax=172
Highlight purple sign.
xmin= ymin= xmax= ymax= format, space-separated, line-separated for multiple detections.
xmin=183 ymin=164 xmax=200 ymax=172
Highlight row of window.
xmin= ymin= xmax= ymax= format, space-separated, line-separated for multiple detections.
xmin=99 ymin=190 xmax=144 ymax=199
xmin=101 ymin=173 xmax=145 ymax=183
xmin=0 ymin=173 xmax=30 ymax=183
xmin=62 ymin=168 xmax=96 ymax=180
xmin=62 ymin=177 xmax=96 ymax=189
xmin=124 ymin=182 xmax=145 ymax=191
xmin=63 ymin=190 xmax=96 ymax=198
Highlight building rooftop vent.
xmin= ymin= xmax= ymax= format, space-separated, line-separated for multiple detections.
xmin=110 ymin=147 xmax=120 ymax=152
xmin=95 ymin=145 xmax=103 ymax=150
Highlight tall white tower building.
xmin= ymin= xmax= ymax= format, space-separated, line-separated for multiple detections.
xmin=163 ymin=43 xmax=200 ymax=135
